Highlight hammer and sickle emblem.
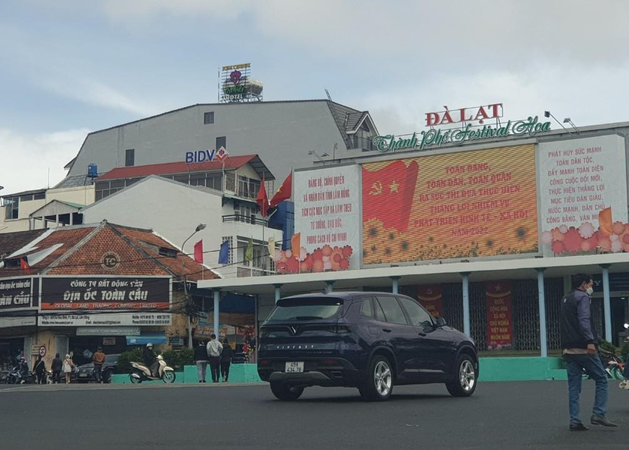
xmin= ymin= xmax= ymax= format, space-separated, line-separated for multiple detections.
xmin=369 ymin=181 xmax=383 ymax=196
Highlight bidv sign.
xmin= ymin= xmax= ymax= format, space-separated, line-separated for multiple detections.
xmin=185 ymin=149 xmax=217 ymax=164
xmin=373 ymin=103 xmax=551 ymax=153
xmin=185 ymin=146 xmax=228 ymax=164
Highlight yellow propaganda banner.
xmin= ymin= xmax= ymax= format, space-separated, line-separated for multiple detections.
xmin=362 ymin=144 xmax=538 ymax=264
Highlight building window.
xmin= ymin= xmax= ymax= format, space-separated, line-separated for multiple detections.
xmin=34 ymin=192 xmax=45 ymax=200
xmin=221 ymin=236 xmax=233 ymax=265
xmin=4 ymin=197 xmax=19 ymax=220
xmin=125 ymin=149 xmax=135 ymax=167
xmin=225 ymin=172 xmax=236 ymax=192
xmin=204 ymin=112 xmax=214 ymax=124
xmin=216 ymin=136 xmax=226 ymax=150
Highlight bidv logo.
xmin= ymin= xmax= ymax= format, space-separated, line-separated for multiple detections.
xmin=185 ymin=149 xmax=217 ymax=163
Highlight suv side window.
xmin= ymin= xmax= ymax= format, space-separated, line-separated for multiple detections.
xmin=376 ymin=296 xmax=408 ymax=325
xmin=399 ymin=297 xmax=433 ymax=327
xmin=373 ymin=297 xmax=386 ymax=322
xmin=359 ymin=297 xmax=374 ymax=318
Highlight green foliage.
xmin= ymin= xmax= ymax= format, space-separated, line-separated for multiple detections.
xmin=161 ymin=348 xmax=194 ymax=370
xmin=599 ymin=340 xmax=617 ymax=354
xmin=117 ymin=348 xmax=143 ymax=373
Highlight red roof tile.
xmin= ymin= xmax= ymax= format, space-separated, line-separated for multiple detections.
xmin=97 ymin=155 xmax=258 ymax=181
xmin=0 ymin=222 xmax=218 ymax=281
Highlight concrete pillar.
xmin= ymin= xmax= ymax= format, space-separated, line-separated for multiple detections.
xmin=601 ymin=264 xmax=612 ymax=343
xmin=273 ymin=284 xmax=282 ymax=303
xmin=391 ymin=276 xmax=400 ymax=295
xmin=213 ymin=289 xmax=220 ymax=339
xmin=461 ymin=272 xmax=471 ymax=337
xmin=537 ymin=269 xmax=548 ymax=357
xmin=69 ymin=213 xmax=74 ymax=226
xmin=325 ymin=281 xmax=334 ymax=293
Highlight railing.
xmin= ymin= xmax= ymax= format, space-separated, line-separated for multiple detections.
xmin=222 ymin=215 xmax=269 ymax=226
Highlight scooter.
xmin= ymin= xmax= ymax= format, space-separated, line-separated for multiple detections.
xmin=7 ymin=361 xmax=34 ymax=385
xmin=129 ymin=355 xmax=176 ymax=384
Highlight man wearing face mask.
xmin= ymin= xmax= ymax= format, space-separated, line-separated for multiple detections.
xmin=561 ymin=273 xmax=616 ymax=431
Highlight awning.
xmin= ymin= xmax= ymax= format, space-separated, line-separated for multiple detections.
xmin=126 ymin=333 xmax=167 ymax=346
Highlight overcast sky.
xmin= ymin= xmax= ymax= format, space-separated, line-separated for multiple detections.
xmin=2 ymin=0 xmax=629 ymax=195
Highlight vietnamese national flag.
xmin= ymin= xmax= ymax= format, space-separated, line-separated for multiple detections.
xmin=362 ymin=160 xmax=419 ymax=232
xmin=270 ymin=173 xmax=292 ymax=208
xmin=257 ymin=176 xmax=270 ymax=217
xmin=193 ymin=240 xmax=203 ymax=264
xmin=20 ymin=257 xmax=31 ymax=275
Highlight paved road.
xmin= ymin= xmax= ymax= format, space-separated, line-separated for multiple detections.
xmin=0 ymin=381 xmax=626 ymax=449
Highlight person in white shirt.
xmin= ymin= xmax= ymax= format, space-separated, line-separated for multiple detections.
xmin=206 ymin=334 xmax=223 ymax=383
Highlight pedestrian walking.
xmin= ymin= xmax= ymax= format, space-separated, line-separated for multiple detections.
xmin=206 ymin=334 xmax=223 ymax=383
xmin=221 ymin=338 xmax=233 ymax=382
xmin=561 ymin=273 xmax=617 ymax=431
xmin=63 ymin=354 xmax=75 ymax=384
xmin=34 ymin=355 xmax=46 ymax=385
xmin=92 ymin=347 xmax=106 ymax=383
xmin=51 ymin=353 xmax=63 ymax=384
xmin=194 ymin=341 xmax=209 ymax=383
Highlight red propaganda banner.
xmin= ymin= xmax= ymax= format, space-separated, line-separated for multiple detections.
xmin=417 ymin=285 xmax=444 ymax=318
xmin=485 ymin=281 xmax=514 ymax=350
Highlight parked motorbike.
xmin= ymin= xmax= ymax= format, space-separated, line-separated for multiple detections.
xmin=7 ymin=361 xmax=35 ymax=385
xmin=598 ymin=348 xmax=626 ymax=380
xmin=620 ymin=323 xmax=629 ymax=390
xmin=129 ymin=355 xmax=176 ymax=384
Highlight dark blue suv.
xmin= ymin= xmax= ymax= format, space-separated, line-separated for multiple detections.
xmin=258 ymin=292 xmax=478 ymax=401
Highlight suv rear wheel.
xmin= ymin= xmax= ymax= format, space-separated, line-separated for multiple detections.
xmin=446 ymin=354 xmax=477 ymax=397
xmin=359 ymin=355 xmax=393 ymax=401
xmin=270 ymin=382 xmax=304 ymax=401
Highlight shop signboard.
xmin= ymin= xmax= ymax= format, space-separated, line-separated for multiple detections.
xmin=292 ymin=165 xmax=361 ymax=271
xmin=0 ymin=316 xmax=36 ymax=328
xmin=538 ymin=135 xmax=629 ymax=256
xmin=485 ymin=281 xmax=514 ymax=350
xmin=362 ymin=144 xmax=538 ymax=265
xmin=39 ymin=313 xmax=172 ymax=327
xmin=40 ymin=276 xmax=171 ymax=311
xmin=0 ymin=277 xmax=33 ymax=310
xmin=76 ymin=326 xmax=141 ymax=336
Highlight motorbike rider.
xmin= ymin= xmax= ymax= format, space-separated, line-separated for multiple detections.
xmin=143 ymin=343 xmax=158 ymax=377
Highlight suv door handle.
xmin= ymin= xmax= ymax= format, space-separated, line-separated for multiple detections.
xmin=382 ymin=328 xmax=392 ymax=333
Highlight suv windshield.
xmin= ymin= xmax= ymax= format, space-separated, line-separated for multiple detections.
xmin=266 ymin=297 xmax=343 ymax=322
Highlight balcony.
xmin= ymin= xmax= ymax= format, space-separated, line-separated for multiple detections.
xmin=222 ymin=214 xmax=269 ymax=226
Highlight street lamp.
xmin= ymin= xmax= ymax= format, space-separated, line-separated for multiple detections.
xmin=181 ymin=223 xmax=207 ymax=349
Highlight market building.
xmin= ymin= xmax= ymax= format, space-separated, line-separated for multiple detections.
xmin=0 ymin=220 xmax=215 ymax=370
xmin=198 ymin=106 xmax=629 ymax=356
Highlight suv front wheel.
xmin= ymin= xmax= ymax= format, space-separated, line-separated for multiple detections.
xmin=445 ymin=354 xmax=477 ymax=397
xmin=270 ymin=382 xmax=304 ymax=401
xmin=359 ymin=355 xmax=393 ymax=401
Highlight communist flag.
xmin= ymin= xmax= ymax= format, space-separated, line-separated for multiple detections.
xmin=270 ymin=173 xmax=292 ymax=208
xmin=418 ymin=285 xmax=444 ymax=318
xmin=362 ymin=160 xmax=419 ymax=232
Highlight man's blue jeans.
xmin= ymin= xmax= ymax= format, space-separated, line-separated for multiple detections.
xmin=564 ymin=354 xmax=608 ymax=424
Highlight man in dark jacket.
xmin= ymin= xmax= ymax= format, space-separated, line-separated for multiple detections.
xmin=194 ymin=341 xmax=209 ymax=383
xmin=221 ymin=338 xmax=233 ymax=382
xmin=561 ymin=273 xmax=616 ymax=430
xmin=143 ymin=343 xmax=158 ymax=377
xmin=51 ymin=353 xmax=63 ymax=384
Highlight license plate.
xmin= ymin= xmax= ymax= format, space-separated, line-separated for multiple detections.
xmin=285 ymin=362 xmax=304 ymax=373
xmin=79 ymin=373 xmax=88 ymax=378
